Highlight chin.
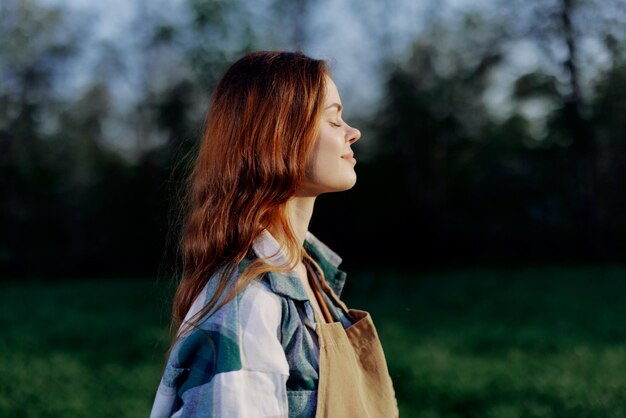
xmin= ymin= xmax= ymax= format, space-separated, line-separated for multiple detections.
xmin=330 ymin=177 xmax=357 ymax=193
xmin=303 ymin=174 xmax=357 ymax=196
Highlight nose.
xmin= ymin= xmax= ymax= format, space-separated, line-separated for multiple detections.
xmin=347 ymin=125 xmax=361 ymax=144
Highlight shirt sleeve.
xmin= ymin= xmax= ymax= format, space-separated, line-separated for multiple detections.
xmin=150 ymin=279 xmax=290 ymax=418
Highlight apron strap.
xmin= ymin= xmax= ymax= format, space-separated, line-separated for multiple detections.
xmin=305 ymin=259 xmax=353 ymax=324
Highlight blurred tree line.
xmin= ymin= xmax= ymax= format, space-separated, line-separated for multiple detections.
xmin=1 ymin=0 xmax=624 ymax=278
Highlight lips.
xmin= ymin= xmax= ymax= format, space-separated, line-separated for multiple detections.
xmin=341 ymin=152 xmax=357 ymax=164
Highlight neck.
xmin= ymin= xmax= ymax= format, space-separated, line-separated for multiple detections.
xmin=269 ymin=196 xmax=316 ymax=250
xmin=287 ymin=196 xmax=316 ymax=248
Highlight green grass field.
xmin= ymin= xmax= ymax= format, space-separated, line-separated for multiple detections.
xmin=1 ymin=265 xmax=625 ymax=417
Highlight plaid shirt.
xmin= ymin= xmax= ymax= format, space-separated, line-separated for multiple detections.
xmin=150 ymin=230 xmax=353 ymax=418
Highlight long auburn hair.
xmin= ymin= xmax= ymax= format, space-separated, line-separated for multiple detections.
xmin=166 ymin=51 xmax=330 ymax=357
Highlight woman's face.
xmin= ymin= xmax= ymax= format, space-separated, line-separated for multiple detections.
xmin=299 ymin=76 xmax=361 ymax=196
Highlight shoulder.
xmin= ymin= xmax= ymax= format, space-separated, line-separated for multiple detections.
xmin=177 ymin=261 xmax=281 ymax=332
xmin=152 ymin=271 xmax=290 ymax=418
xmin=169 ymin=268 xmax=288 ymax=374
xmin=153 ymin=270 xmax=290 ymax=416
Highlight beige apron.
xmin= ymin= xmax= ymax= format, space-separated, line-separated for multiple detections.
xmin=308 ymin=269 xmax=400 ymax=418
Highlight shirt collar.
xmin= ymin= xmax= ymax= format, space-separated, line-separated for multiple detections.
xmin=249 ymin=229 xmax=348 ymax=301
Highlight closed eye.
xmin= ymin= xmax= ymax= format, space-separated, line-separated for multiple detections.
xmin=329 ymin=121 xmax=342 ymax=127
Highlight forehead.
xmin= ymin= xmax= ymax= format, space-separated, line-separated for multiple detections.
xmin=324 ymin=76 xmax=341 ymax=105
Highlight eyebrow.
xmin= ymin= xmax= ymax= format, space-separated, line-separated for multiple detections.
xmin=324 ymin=102 xmax=343 ymax=112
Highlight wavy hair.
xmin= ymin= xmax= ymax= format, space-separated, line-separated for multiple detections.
xmin=165 ymin=51 xmax=330 ymax=357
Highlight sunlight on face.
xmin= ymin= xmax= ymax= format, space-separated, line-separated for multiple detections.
xmin=299 ymin=76 xmax=361 ymax=197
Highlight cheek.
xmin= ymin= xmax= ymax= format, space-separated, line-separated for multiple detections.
xmin=315 ymin=132 xmax=340 ymax=159
xmin=303 ymin=137 xmax=321 ymax=178
xmin=312 ymin=139 xmax=338 ymax=172
xmin=303 ymin=131 xmax=347 ymax=181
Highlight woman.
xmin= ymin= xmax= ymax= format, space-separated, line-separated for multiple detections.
xmin=150 ymin=51 xmax=398 ymax=418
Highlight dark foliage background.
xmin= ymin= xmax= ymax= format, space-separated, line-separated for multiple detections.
xmin=3 ymin=0 xmax=625 ymax=278
xmin=2 ymin=0 xmax=626 ymax=416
